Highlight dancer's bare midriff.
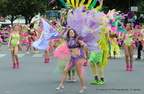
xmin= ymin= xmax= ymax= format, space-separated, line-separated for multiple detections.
xmin=69 ymin=48 xmax=80 ymax=57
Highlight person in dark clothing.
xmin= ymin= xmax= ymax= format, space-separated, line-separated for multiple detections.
xmin=138 ymin=14 xmax=144 ymax=25
xmin=135 ymin=42 xmax=142 ymax=60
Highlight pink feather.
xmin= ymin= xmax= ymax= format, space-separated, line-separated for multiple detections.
xmin=6 ymin=27 xmax=11 ymax=32
xmin=111 ymin=19 xmax=115 ymax=23
xmin=121 ymin=23 xmax=126 ymax=30
xmin=135 ymin=25 xmax=142 ymax=30
xmin=54 ymin=39 xmax=60 ymax=42
xmin=2 ymin=35 xmax=9 ymax=37
xmin=138 ymin=25 xmax=142 ymax=29
xmin=24 ymin=33 xmax=29 ymax=37
xmin=136 ymin=39 xmax=139 ymax=42
xmin=118 ymin=39 xmax=124 ymax=42
xmin=36 ymin=29 xmax=42 ymax=32
xmin=40 ymin=22 xmax=43 ymax=27
xmin=138 ymin=33 xmax=142 ymax=36
xmin=22 ymin=40 xmax=28 ymax=44
xmin=120 ymin=16 xmax=125 ymax=19
xmin=48 ymin=0 xmax=55 ymax=5
xmin=134 ymin=25 xmax=139 ymax=30
xmin=98 ymin=0 xmax=102 ymax=3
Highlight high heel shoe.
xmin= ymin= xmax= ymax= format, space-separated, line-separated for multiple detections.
xmin=79 ymin=87 xmax=86 ymax=93
xmin=125 ymin=65 xmax=129 ymax=71
xmin=55 ymin=84 xmax=64 ymax=91
xmin=67 ymin=77 xmax=71 ymax=82
xmin=17 ymin=62 xmax=20 ymax=68
xmin=72 ymin=76 xmax=76 ymax=82
xmin=47 ymin=58 xmax=50 ymax=63
xmin=12 ymin=63 xmax=16 ymax=68
xmin=129 ymin=65 xmax=133 ymax=71
xmin=12 ymin=63 xmax=17 ymax=68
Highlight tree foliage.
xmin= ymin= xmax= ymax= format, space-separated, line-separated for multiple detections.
xmin=0 ymin=0 xmax=143 ymax=25
xmin=0 ymin=0 xmax=49 ymax=25
xmin=136 ymin=1 xmax=144 ymax=14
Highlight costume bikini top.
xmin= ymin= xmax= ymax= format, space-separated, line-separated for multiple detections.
xmin=124 ymin=33 xmax=133 ymax=46
xmin=66 ymin=37 xmax=80 ymax=49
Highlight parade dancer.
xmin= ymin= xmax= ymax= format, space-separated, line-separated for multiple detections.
xmin=55 ymin=6 xmax=102 ymax=93
xmin=44 ymin=40 xmax=54 ymax=63
xmin=109 ymin=31 xmax=124 ymax=59
xmin=122 ymin=23 xmax=136 ymax=71
xmin=89 ymin=51 xmax=105 ymax=85
xmin=36 ymin=31 xmax=51 ymax=63
xmin=8 ymin=25 xmax=21 ymax=68
xmin=89 ymin=28 xmax=108 ymax=85
xmin=26 ymin=23 xmax=39 ymax=54
xmin=55 ymin=28 xmax=87 ymax=93
xmin=135 ymin=27 xmax=144 ymax=60
xmin=53 ymin=26 xmax=77 ymax=82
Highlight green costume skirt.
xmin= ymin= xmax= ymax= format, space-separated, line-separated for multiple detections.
xmin=88 ymin=51 xmax=103 ymax=64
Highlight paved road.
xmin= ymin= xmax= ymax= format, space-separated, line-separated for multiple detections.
xmin=0 ymin=45 xmax=144 ymax=94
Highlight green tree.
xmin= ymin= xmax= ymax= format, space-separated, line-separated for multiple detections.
xmin=0 ymin=0 xmax=48 ymax=25
xmin=0 ymin=0 xmax=19 ymax=26
xmin=136 ymin=1 xmax=144 ymax=16
xmin=18 ymin=0 xmax=47 ymax=24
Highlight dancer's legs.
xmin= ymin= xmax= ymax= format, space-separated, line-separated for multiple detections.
xmin=90 ymin=62 xmax=97 ymax=77
xmin=123 ymin=45 xmax=129 ymax=65
xmin=14 ymin=46 xmax=19 ymax=62
xmin=44 ymin=50 xmax=49 ymax=58
xmin=0 ymin=41 xmax=2 ymax=51
xmin=26 ymin=37 xmax=31 ymax=52
xmin=67 ymin=70 xmax=71 ymax=81
xmin=57 ymin=64 xmax=70 ymax=88
xmin=75 ymin=59 xmax=85 ymax=87
xmin=31 ymin=37 xmax=37 ymax=51
xmin=11 ymin=48 xmax=15 ymax=63
xmin=97 ymin=62 xmax=104 ymax=80
xmin=129 ymin=46 xmax=134 ymax=67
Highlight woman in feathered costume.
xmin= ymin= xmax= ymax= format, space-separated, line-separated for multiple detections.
xmin=106 ymin=10 xmax=126 ymax=59
xmin=55 ymin=6 xmax=102 ymax=93
xmin=26 ymin=23 xmax=39 ymax=54
xmin=53 ymin=25 xmax=77 ymax=82
xmin=55 ymin=27 xmax=88 ymax=93
xmin=109 ymin=30 xmax=124 ymax=59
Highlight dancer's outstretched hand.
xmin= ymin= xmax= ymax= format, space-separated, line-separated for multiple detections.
xmin=65 ymin=25 xmax=70 ymax=30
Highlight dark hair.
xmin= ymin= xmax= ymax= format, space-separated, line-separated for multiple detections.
xmin=67 ymin=29 xmax=78 ymax=39
xmin=30 ymin=23 xmax=34 ymax=29
xmin=52 ymin=21 xmax=57 ymax=25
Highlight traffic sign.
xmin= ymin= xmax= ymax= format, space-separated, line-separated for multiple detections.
xmin=128 ymin=12 xmax=134 ymax=19
xmin=131 ymin=6 xmax=138 ymax=11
